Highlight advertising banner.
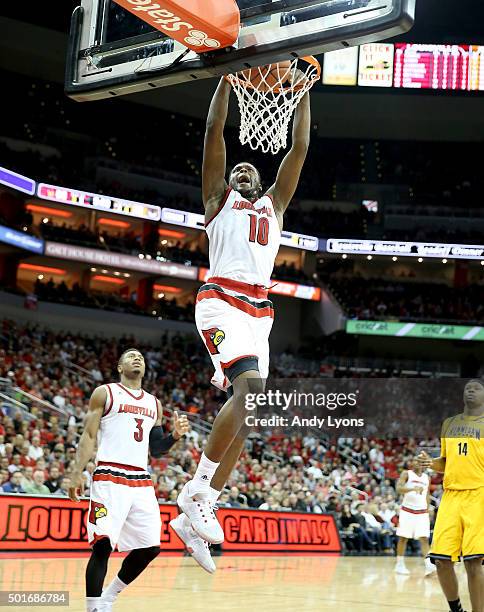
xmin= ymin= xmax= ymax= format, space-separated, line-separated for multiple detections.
xmin=326 ymin=238 xmax=484 ymax=260
xmin=346 ymin=320 xmax=484 ymax=342
xmin=0 ymin=225 xmax=44 ymax=254
xmin=0 ymin=496 xmax=341 ymax=554
xmin=37 ymin=183 xmax=161 ymax=222
xmin=44 ymin=242 xmax=198 ymax=280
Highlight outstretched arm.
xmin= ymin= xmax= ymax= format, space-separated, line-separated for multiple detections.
xmin=268 ymin=92 xmax=311 ymax=217
xmin=202 ymin=78 xmax=231 ymax=213
xmin=69 ymin=385 xmax=106 ymax=501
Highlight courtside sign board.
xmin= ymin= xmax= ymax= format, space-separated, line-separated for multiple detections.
xmin=0 ymin=495 xmax=341 ymax=554
xmin=347 ymin=320 xmax=484 ymax=342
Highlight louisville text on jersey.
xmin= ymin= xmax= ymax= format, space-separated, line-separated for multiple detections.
xmin=118 ymin=404 xmax=156 ymax=419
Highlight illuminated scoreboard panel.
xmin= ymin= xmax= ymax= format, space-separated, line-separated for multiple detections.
xmin=469 ymin=45 xmax=484 ymax=90
xmin=394 ymin=44 xmax=472 ymax=90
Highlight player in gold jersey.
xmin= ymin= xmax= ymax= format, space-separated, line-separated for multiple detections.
xmin=418 ymin=380 xmax=484 ymax=612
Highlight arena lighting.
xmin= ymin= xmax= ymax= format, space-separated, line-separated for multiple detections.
xmin=158 ymin=228 xmax=186 ymax=239
xmin=392 ymin=257 xmax=398 ymax=262
xmin=98 ymin=217 xmax=131 ymax=229
xmin=153 ymin=284 xmax=183 ymax=294
xmin=442 ymin=259 xmax=448 ymax=264
xmin=26 ymin=204 xmax=72 ymax=218
xmin=367 ymin=255 xmax=372 ymax=260
xmin=91 ymin=275 xmax=125 ymax=285
xmin=19 ymin=263 xmax=66 ymax=275
xmin=418 ymin=257 xmax=423 ymax=262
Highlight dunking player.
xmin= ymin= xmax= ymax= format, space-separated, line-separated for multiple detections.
xmin=69 ymin=349 xmax=190 ymax=612
xmin=394 ymin=459 xmax=436 ymax=576
xmin=418 ymin=380 xmax=484 ymax=612
xmin=172 ymin=77 xmax=311 ymax=560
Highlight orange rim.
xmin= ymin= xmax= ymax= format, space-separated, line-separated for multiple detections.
xmin=226 ymin=56 xmax=321 ymax=94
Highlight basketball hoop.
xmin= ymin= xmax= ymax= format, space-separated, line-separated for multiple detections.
xmin=226 ymin=56 xmax=321 ymax=155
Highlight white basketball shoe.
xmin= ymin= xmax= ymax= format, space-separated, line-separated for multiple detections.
xmin=176 ymin=482 xmax=224 ymax=544
xmin=394 ymin=561 xmax=410 ymax=575
xmin=424 ymin=558 xmax=437 ymax=576
xmin=170 ymin=513 xmax=216 ymax=574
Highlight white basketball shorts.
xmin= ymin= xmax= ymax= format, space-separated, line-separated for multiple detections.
xmin=87 ymin=462 xmax=161 ymax=552
xmin=396 ymin=507 xmax=430 ymax=539
xmin=195 ymin=277 xmax=274 ymax=391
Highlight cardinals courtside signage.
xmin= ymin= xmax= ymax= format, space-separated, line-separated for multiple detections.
xmin=0 ymin=495 xmax=341 ymax=554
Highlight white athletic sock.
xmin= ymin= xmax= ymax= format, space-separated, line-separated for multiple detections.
xmin=424 ymin=557 xmax=433 ymax=567
xmin=102 ymin=575 xmax=128 ymax=602
xmin=188 ymin=453 xmax=220 ymax=495
xmin=86 ymin=597 xmax=103 ymax=612
xmin=396 ymin=556 xmax=406 ymax=565
xmin=209 ymin=486 xmax=222 ymax=505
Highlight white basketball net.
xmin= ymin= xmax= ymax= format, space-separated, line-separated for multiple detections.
xmin=226 ymin=57 xmax=320 ymax=155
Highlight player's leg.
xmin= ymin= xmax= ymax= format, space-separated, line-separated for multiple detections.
xmin=461 ymin=488 xmax=484 ymax=612
xmin=86 ymin=478 xmax=129 ymax=611
xmin=463 ymin=558 xmax=483 ymax=612
xmin=102 ymin=484 xmax=162 ymax=608
xmin=179 ymin=298 xmax=266 ymax=542
xmin=419 ymin=537 xmax=437 ymax=576
xmin=430 ymin=491 xmax=465 ymax=611
xmin=203 ymin=370 xmax=262 ymax=462
xmin=101 ymin=545 xmax=160 ymax=608
xmin=395 ymin=536 xmax=410 ymax=574
xmin=435 ymin=560 xmax=463 ymax=611
xmin=86 ymin=538 xmax=112 ymax=611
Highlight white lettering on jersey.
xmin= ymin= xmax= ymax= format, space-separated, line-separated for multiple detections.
xmin=96 ymin=383 xmax=157 ymax=470
xmin=401 ymin=470 xmax=429 ymax=511
xmin=205 ymin=188 xmax=281 ymax=287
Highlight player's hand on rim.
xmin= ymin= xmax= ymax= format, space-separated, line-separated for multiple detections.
xmin=173 ymin=411 xmax=190 ymax=439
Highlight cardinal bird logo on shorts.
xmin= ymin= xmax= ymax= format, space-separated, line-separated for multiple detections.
xmin=202 ymin=328 xmax=225 ymax=355
xmin=89 ymin=501 xmax=108 ymax=525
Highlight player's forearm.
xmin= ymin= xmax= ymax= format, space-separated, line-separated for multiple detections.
xmin=149 ymin=427 xmax=180 ymax=457
xmin=430 ymin=457 xmax=446 ymax=473
xmin=292 ymin=93 xmax=310 ymax=149
xmin=72 ymin=432 xmax=96 ymax=474
xmin=206 ymin=78 xmax=231 ymax=131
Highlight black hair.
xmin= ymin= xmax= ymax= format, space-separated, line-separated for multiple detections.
xmin=117 ymin=347 xmax=141 ymax=367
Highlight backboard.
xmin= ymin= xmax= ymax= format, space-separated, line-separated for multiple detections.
xmin=65 ymin=0 xmax=416 ymax=101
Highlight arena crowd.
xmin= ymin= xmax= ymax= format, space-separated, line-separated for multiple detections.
xmin=0 ymin=320 xmax=443 ymax=554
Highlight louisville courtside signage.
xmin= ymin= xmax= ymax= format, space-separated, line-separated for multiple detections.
xmin=346 ymin=320 xmax=484 ymax=342
xmin=0 ymin=495 xmax=341 ymax=554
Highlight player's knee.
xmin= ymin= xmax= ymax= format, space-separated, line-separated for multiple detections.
xmin=91 ymin=537 xmax=112 ymax=560
xmin=464 ymin=558 xmax=483 ymax=576
xmin=435 ymin=559 xmax=452 ymax=572
xmin=232 ymin=371 xmax=264 ymax=398
xmin=143 ymin=545 xmax=160 ymax=561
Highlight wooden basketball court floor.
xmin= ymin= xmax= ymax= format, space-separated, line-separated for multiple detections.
xmin=0 ymin=554 xmax=468 ymax=611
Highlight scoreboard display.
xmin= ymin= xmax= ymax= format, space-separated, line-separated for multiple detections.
xmin=323 ymin=43 xmax=484 ymax=91
xmin=394 ymin=44 xmax=470 ymax=90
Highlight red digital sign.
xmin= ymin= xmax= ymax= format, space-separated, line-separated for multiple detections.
xmin=0 ymin=496 xmax=341 ymax=554
xmin=394 ymin=44 xmax=471 ymax=90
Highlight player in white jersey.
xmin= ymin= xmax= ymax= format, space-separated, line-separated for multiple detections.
xmin=175 ymin=77 xmax=311 ymax=559
xmin=395 ymin=459 xmax=436 ymax=576
xmin=68 ymin=348 xmax=190 ymax=612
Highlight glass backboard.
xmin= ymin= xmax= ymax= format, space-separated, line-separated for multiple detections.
xmin=66 ymin=0 xmax=416 ymax=101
